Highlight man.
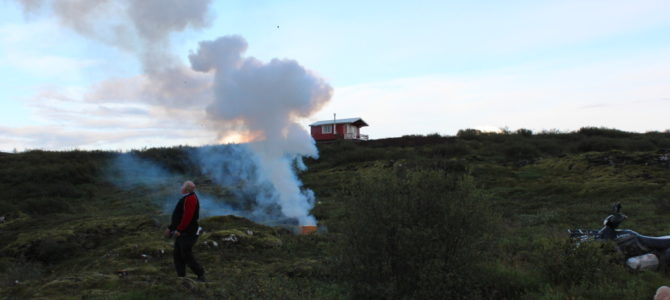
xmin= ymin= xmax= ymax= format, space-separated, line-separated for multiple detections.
xmin=164 ymin=180 xmax=205 ymax=282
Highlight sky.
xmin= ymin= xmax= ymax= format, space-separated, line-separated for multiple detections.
xmin=1 ymin=0 xmax=669 ymax=151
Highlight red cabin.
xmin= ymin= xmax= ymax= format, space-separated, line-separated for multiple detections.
xmin=309 ymin=117 xmax=369 ymax=142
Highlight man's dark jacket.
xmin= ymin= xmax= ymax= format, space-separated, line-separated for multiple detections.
xmin=169 ymin=192 xmax=200 ymax=235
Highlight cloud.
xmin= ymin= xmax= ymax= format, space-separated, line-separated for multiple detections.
xmin=4 ymin=53 xmax=98 ymax=80
xmin=579 ymin=103 xmax=610 ymax=110
xmin=0 ymin=88 xmax=213 ymax=151
xmin=96 ymin=105 xmax=149 ymax=116
xmin=0 ymin=19 xmax=107 ymax=83
xmin=0 ymin=124 xmax=213 ymax=151
xmin=471 ymin=0 xmax=670 ymax=53
xmin=310 ymin=48 xmax=670 ymax=137
xmin=14 ymin=0 xmax=41 ymax=14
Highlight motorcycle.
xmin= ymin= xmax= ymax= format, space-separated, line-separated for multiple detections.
xmin=569 ymin=203 xmax=670 ymax=271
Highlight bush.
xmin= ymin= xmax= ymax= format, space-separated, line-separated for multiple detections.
xmin=541 ymin=240 xmax=622 ymax=286
xmin=535 ymin=139 xmax=566 ymax=156
xmin=577 ymin=137 xmax=625 ymax=152
xmin=531 ymin=239 xmax=663 ymax=299
xmin=19 ymin=197 xmax=71 ymax=215
xmin=516 ymin=128 xmax=533 ymax=137
xmin=338 ymin=170 xmax=497 ymax=299
xmin=578 ymin=127 xmax=633 ymax=138
xmin=457 ymin=128 xmax=483 ymax=140
xmin=430 ymin=143 xmax=471 ymax=157
xmin=0 ymin=259 xmax=45 ymax=287
xmin=502 ymin=142 xmax=540 ymax=162
xmin=0 ymin=150 xmax=104 ymax=216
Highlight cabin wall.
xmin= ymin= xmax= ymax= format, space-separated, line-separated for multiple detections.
xmin=310 ymin=124 xmax=347 ymax=141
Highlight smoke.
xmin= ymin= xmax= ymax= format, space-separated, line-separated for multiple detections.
xmin=14 ymin=0 xmax=213 ymax=73
xmin=85 ymin=65 xmax=213 ymax=109
xmin=15 ymin=1 xmax=332 ymax=226
xmin=108 ymin=145 xmax=318 ymax=226
xmin=189 ymin=36 xmax=332 ymax=138
xmin=14 ymin=0 xmax=214 ymax=116
xmin=106 ymin=152 xmax=236 ymax=219
xmin=189 ymin=36 xmax=332 ymax=225
xmin=192 ymin=145 xmax=313 ymax=225
xmin=107 ymin=152 xmax=177 ymax=189
xmin=13 ymin=0 xmax=217 ymax=154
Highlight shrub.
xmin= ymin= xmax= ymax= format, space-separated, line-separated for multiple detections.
xmin=457 ymin=128 xmax=483 ymax=140
xmin=0 ymin=259 xmax=45 ymax=287
xmin=502 ymin=142 xmax=540 ymax=162
xmin=516 ymin=128 xmax=533 ymax=137
xmin=541 ymin=240 xmax=622 ymax=286
xmin=577 ymin=137 xmax=625 ymax=152
xmin=535 ymin=139 xmax=566 ymax=156
xmin=430 ymin=143 xmax=471 ymax=157
xmin=19 ymin=197 xmax=71 ymax=215
xmin=531 ymin=239 xmax=663 ymax=299
xmin=337 ymin=170 xmax=497 ymax=299
xmin=578 ymin=127 xmax=633 ymax=138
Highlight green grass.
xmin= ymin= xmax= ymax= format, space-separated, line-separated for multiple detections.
xmin=1 ymin=128 xmax=670 ymax=298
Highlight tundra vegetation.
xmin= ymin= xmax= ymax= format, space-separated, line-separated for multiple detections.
xmin=1 ymin=127 xmax=670 ymax=299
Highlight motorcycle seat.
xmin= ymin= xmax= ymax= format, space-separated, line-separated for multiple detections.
xmin=638 ymin=235 xmax=670 ymax=250
xmin=621 ymin=230 xmax=670 ymax=250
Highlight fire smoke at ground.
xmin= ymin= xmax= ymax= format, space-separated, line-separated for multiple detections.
xmin=108 ymin=144 xmax=319 ymax=226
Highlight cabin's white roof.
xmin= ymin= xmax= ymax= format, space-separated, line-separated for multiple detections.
xmin=309 ymin=117 xmax=368 ymax=127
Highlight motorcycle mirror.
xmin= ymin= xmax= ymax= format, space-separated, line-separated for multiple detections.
xmin=613 ymin=202 xmax=622 ymax=213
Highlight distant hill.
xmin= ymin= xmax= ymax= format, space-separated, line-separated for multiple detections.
xmin=2 ymin=128 xmax=670 ymax=299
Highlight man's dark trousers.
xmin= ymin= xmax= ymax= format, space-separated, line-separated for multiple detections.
xmin=174 ymin=234 xmax=204 ymax=277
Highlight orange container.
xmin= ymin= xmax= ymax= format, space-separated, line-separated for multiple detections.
xmin=299 ymin=225 xmax=317 ymax=235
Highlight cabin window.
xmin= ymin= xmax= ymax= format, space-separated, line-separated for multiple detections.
xmin=322 ymin=125 xmax=333 ymax=134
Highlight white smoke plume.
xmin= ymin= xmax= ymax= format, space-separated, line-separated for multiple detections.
xmin=14 ymin=1 xmax=332 ymax=226
xmin=15 ymin=0 xmax=213 ymax=73
xmin=14 ymin=0 xmax=216 ymax=126
xmin=85 ymin=65 xmax=213 ymax=110
xmin=189 ymin=36 xmax=332 ymax=225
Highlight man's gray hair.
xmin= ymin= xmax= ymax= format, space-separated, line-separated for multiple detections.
xmin=182 ymin=180 xmax=196 ymax=193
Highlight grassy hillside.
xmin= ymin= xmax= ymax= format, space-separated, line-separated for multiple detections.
xmin=1 ymin=127 xmax=670 ymax=299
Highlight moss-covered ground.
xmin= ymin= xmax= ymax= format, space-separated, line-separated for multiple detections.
xmin=1 ymin=127 xmax=670 ymax=298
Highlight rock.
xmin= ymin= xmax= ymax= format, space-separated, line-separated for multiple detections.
xmin=116 ymin=270 xmax=128 ymax=278
xmin=203 ymin=240 xmax=219 ymax=248
xmin=222 ymin=234 xmax=239 ymax=243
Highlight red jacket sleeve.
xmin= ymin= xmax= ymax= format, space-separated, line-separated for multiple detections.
xmin=177 ymin=195 xmax=197 ymax=232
